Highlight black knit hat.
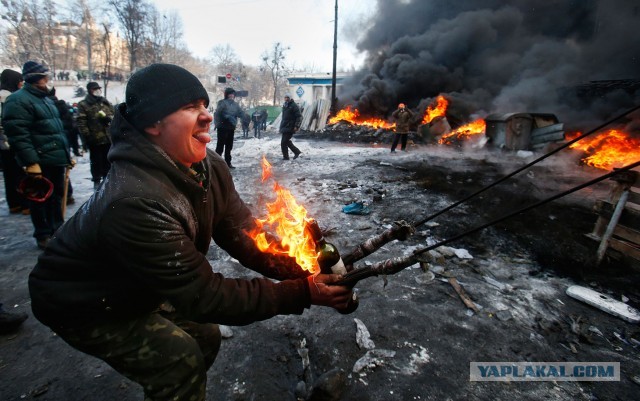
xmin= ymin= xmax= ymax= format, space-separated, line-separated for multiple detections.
xmin=224 ymin=87 xmax=235 ymax=98
xmin=87 ymin=81 xmax=101 ymax=91
xmin=0 ymin=69 xmax=23 ymax=92
xmin=22 ymin=61 xmax=49 ymax=84
xmin=125 ymin=64 xmax=209 ymax=130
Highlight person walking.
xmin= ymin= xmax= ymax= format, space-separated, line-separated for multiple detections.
xmin=28 ymin=63 xmax=353 ymax=401
xmin=213 ymin=87 xmax=244 ymax=169
xmin=279 ymin=95 xmax=302 ymax=160
xmin=0 ymin=68 xmax=28 ymax=214
xmin=2 ymin=61 xmax=72 ymax=249
xmin=77 ymin=81 xmax=114 ymax=189
xmin=390 ymin=103 xmax=414 ymax=152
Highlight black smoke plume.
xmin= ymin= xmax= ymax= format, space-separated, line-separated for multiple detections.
xmin=340 ymin=0 xmax=640 ymax=130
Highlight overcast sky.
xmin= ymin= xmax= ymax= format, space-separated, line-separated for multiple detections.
xmin=151 ymin=0 xmax=374 ymax=72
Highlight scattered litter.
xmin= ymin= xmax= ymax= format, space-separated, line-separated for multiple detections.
xmin=453 ymin=248 xmax=473 ymax=259
xmin=415 ymin=271 xmax=435 ymax=285
xmin=566 ymin=285 xmax=640 ymax=323
xmin=622 ymin=295 xmax=629 ymax=303
xmin=354 ymin=318 xmax=376 ymax=350
xmin=342 ymin=202 xmax=371 ymax=215
xmin=352 ymin=349 xmax=396 ymax=373
xmin=517 ymin=150 xmax=534 ymax=158
xmin=495 ymin=310 xmax=513 ymax=321
xmin=483 ymin=276 xmax=512 ymax=292
xmin=219 ymin=325 xmax=234 ymax=338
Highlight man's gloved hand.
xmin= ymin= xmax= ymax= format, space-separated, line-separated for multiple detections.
xmin=97 ymin=110 xmax=112 ymax=126
xmin=307 ymin=273 xmax=357 ymax=313
xmin=25 ymin=163 xmax=42 ymax=176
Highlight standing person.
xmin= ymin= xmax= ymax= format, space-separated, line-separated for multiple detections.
xmin=279 ymin=94 xmax=302 ymax=160
xmin=0 ymin=68 xmax=28 ymax=214
xmin=251 ymin=108 xmax=262 ymax=138
xmin=260 ymin=108 xmax=268 ymax=131
xmin=390 ymin=103 xmax=414 ymax=152
xmin=2 ymin=61 xmax=72 ymax=249
xmin=214 ymin=87 xmax=243 ymax=169
xmin=241 ymin=110 xmax=251 ymax=138
xmin=28 ymin=63 xmax=353 ymax=401
xmin=77 ymin=81 xmax=114 ymax=189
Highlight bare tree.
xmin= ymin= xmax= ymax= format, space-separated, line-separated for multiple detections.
xmin=109 ymin=0 xmax=149 ymax=72
xmin=101 ymin=22 xmax=112 ymax=96
xmin=209 ymin=44 xmax=238 ymax=74
xmin=262 ymin=42 xmax=290 ymax=105
xmin=0 ymin=0 xmax=57 ymax=66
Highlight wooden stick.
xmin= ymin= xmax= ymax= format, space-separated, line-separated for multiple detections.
xmin=61 ymin=167 xmax=71 ymax=219
xmin=448 ymin=277 xmax=479 ymax=312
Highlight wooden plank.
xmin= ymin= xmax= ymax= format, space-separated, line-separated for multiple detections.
xmin=608 ymin=237 xmax=640 ymax=262
xmin=593 ymin=200 xmax=640 ymax=229
xmin=628 ymin=190 xmax=640 ymax=206
xmin=612 ymin=224 xmax=640 ymax=245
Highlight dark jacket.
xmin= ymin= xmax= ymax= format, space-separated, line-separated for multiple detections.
xmin=2 ymin=83 xmax=70 ymax=167
xmin=392 ymin=108 xmax=414 ymax=133
xmin=214 ymin=98 xmax=243 ymax=130
xmin=77 ymin=94 xmax=114 ymax=147
xmin=29 ymin=104 xmax=311 ymax=331
xmin=280 ymin=100 xmax=301 ymax=134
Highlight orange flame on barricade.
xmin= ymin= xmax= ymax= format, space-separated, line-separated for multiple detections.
xmin=569 ymin=129 xmax=640 ymax=170
xmin=421 ymin=95 xmax=449 ymax=125
xmin=328 ymin=106 xmax=396 ymax=129
xmin=246 ymin=157 xmax=320 ymax=274
xmin=438 ymin=119 xmax=487 ymax=144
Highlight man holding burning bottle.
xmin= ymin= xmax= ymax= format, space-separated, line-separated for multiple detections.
xmin=28 ymin=64 xmax=353 ymax=401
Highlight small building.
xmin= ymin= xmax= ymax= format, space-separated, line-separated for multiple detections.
xmin=286 ymin=72 xmax=350 ymax=106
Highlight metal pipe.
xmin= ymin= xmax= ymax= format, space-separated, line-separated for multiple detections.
xmin=596 ymin=189 xmax=630 ymax=265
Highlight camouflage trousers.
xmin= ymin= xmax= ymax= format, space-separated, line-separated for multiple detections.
xmin=56 ymin=311 xmax=221 ymax=401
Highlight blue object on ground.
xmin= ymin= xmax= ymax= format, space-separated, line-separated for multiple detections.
xmin=342 ymin=202 xmax=371 ymax=215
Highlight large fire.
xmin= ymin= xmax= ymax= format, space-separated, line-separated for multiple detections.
xmin=421 ymin=95 xmax=449 ymax=125
xmin=245 ymin=156 xmax=320 ymax=274
xmin=438 ymin=118 xmax=486 ymax=144
xmin=569 ymin=129 xmax=640 ymax=170
xmin=328 ymin=105 xmax=396 ymax=129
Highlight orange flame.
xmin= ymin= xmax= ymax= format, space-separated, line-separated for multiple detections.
xmin=421 ymin=95 xmax=449 ymax=125
xmin=438 ymin=119 xmax=486 ymax=144
xmin=246 ymin=158 xmax=320 ymax=273
xmin=261 ymin=155 xmax=272 ymax=182
xmin=328 ymin=105 xmax=396 ymax=129
xmin=569 ymin=129 xmax=640 ymax=170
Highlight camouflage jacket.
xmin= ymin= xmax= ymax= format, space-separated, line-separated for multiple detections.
xmin=77 ymin=94 xmax=114 ymax=147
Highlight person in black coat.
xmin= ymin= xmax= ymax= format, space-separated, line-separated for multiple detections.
xmin=279 ymin=95 xmax=302 ymax=160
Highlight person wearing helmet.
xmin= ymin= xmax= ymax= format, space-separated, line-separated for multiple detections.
xmin=213 ymin=87 xmax=244 ymax=169
xmin=390 ymin=102 xmax=415 ymax=152
xmin=28 ymin=64 xmax=354 ymax=401
xmin=2 ymin=61 xmax=72 ymax=249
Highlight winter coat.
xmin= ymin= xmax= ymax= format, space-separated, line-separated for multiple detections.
xmin=29 ymin=104 xmax=311 ymax=331
xmin=0 ymin=89 xmax=13 ymax=151
xmin=392 ymin=108 xmax=414 ymax=133
xmin=77 ymin=94 xmax=114 ymax=147
xmin=279 ymin=100 xmax=301 ymax=134
xmin=214 ymin=98 xmax=243 ymax=130
xmin=2 ymin=83 xmax=71 ymax=167
xmin=0 ymin=70 xmax=23 ymax=151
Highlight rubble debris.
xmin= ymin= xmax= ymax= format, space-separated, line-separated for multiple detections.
xmin=566 ymin=285 xmax=640 ymax=323
xmin=307 ymin=368 xmax=347 ymax=401
xmin=342 ymin=202 xmax=371 ymax=215
xmin=219 ymin=325 xmax=234 ymax=338
xmin=352 ymin=349 xmax=396 ymax=373
xmin=354 ymin=318 xmax=376 ymax=350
